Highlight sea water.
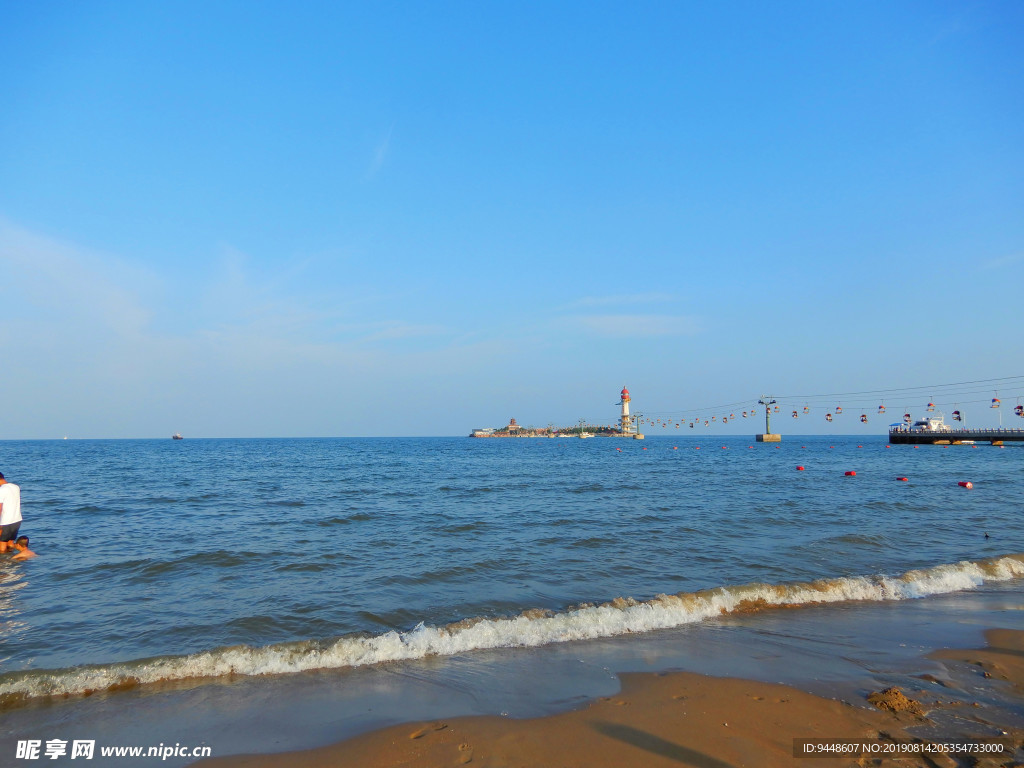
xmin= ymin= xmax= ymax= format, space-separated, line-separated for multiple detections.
xmin=1 ymin=434 xmax=1021 ymax=707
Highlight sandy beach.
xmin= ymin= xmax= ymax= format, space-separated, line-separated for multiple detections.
xmin=197 ymin=629 xmax=1024 ymax=768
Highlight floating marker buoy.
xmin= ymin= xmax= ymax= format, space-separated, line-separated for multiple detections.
xmin=797 ymin=466 xmax=805 ymax=471
xmin=642 ymin=447 xmax=647 ymax=450
xmin=958 ymin=481 xmax=973 ymax=489
xmin=695 ymin=446 xmax=701 ymax=450
xmin=673 ymin=446 xmax=678 ymax=450
xmin=897 ymin=477 xmax=908 ymax=482
xmin=845 ymin=471 xmax=856 ymax=476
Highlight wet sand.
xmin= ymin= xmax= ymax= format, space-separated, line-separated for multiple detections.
xmin=197 ymin=630 xmax=1024 ymax=768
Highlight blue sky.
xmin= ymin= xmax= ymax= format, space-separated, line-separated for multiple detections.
xmin=1 ymin=1 xmax=1022 ymax=437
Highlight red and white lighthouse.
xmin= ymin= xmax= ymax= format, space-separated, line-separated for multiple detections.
xmin=619 ymin=386 xmax=633 ymax=434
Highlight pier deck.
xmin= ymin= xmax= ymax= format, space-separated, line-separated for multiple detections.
xmin=889 ymin=427 xmax=1024 ymax=445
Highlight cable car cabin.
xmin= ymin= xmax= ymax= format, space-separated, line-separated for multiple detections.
xmin=825 ymin=413 xmax=833 ymax=422
xmin=860 ymin=414 xmax=868 ymax=423
xmin=835 ymin=406 xmax=843 ymax=414
xmin=878 ymin=405 xmax=886 ymax=414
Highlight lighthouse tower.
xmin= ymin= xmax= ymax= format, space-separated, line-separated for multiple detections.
xmin=619 ymin=386 xmax=633 ymax=435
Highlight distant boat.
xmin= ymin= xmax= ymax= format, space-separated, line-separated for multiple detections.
xmin=172 ymin=433 xmax=184 ymax=440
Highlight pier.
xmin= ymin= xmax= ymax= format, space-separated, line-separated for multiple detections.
xmin=889 ymin=426 xmax=1024 ymax=445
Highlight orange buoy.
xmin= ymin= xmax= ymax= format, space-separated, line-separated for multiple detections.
xmin=897 ymin=476 xmax=908 ymax=482
xmin=797 ymin=466 xmax=805 ymax=471
xmin=845 ymin=471 xmax=856 ymax=476
xmin=958 ymin=481 xmax=973 ymax=489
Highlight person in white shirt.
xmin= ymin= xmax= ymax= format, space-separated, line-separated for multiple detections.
xmin=0 ymin=472 xmax=23 ymax=554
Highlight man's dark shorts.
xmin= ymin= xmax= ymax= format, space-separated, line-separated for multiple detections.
xmin=0 ymin=522 xmax=21 ymax=542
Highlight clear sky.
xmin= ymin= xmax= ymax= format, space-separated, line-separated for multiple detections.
xmin=1 ymin=1 xmax=1021 ymax=437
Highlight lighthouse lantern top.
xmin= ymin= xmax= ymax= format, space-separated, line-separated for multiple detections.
xmin=621 ymin=386 xmax=630 ymax=400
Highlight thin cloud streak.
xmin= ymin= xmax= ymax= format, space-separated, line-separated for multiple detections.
xmin=981 ymin=252 xmax=1024 ymax=270
xmin=572 ymin=314 xmax=702 ymax=338
xmin=365 ymin=123 xmax=395 ymax=180
xmin=567 ymin=292 xmax=676 ymax=309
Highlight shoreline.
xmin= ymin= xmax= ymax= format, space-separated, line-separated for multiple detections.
xmin=197 ymin=630 xmax=1024 ymax=768
xmin=6 ymin=584 xmax=1024 ymax=767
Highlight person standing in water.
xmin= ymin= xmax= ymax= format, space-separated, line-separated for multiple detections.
xmin=0 ymin=472 xmax=23 ymax=554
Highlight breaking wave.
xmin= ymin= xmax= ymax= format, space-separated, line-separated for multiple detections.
xmin=3 ymin=553 xmax=1023 ymax=708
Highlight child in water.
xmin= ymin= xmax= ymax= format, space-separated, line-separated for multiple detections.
xmin=11 ymin=536 xmax=36 ymax=561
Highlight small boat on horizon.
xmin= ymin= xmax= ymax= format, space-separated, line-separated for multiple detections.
xmin=172 ymin=433 xmax=184 ymax=440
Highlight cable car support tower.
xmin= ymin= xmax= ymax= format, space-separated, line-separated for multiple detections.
xmin=756 ymin=396 xmax=781 ymax=442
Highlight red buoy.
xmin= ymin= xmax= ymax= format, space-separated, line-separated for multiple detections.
xmin=897 ymin=477 xmax=908 ymax=482
xmin=958 ymin=481 xmax=973 ymax=489
xmin=797 ymin=466 xmax=805 ymax=471
xmin=845 ymin=471 xmax=856 ymax=476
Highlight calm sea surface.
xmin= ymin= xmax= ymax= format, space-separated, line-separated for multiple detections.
xmin=1 ymin=435 xmax=1022 ymax=701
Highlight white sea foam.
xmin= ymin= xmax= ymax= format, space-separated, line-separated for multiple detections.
xmin=3 ymin=554 xmax=1023 ymax=706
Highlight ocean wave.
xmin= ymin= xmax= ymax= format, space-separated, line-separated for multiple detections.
xmin=2 ymin=553 xmax=1023 ymax=708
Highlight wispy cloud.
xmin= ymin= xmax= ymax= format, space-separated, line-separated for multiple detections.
xmin=572 ymin=314 xmax=701 ymax=338
xmin=365 ymin=123 xmax=395 ymax=180
xmin=0 ymin=217 xmax=156 ymax=336
xmin=567 ymin=292 xmax=676 ymax=309
xmin=981 ymin=252 xmax=1024 ymax=270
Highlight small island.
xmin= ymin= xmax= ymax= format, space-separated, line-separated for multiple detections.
xmin=470 ymin=418 xmax=623 ymax=438
xmin=471 ymin=388 xmax=643 ymax=438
